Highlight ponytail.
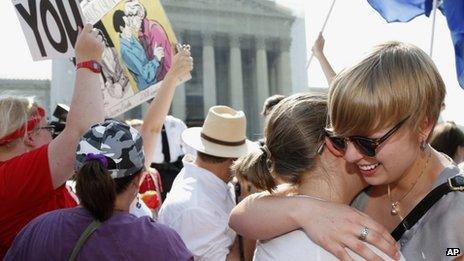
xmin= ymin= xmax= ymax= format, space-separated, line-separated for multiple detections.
xmin=76 ymin=160 xmax=140 ymax=222
xmin=76 ymin=161 xmax=115 ymax=222
xmin=233 ymin=94 xmax=328 ymax=193
xmin=232 ymin=148 xmax=276 ymax=192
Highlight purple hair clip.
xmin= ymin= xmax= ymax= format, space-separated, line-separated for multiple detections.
xmin=84 ymin=153 xmax=108 ymax=169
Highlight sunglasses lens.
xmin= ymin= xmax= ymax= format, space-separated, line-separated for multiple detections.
xmin=354 ymin=138 xmax=376 ymax=157
xmin=330 ymin=137 xmax=346 ymax=152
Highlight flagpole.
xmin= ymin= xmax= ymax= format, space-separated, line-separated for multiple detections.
xmin=306 ymin=0 xmax=337 ymax=69
xmin=429 ymin=0 xmax=439 ymax=57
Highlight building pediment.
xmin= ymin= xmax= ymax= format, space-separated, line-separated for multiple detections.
xmin=163 ymin=0 xmax=295 ymax=40
xmin=163 ymin=0 xmax=294 ymax=20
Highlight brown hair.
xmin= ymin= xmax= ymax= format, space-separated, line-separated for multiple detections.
xmin=329 ymin=41 xmax=446 ymax=137
xmin=261 ymin=94 xmax=286 ymax=117
xmin=0 ymin=96 xmax=39 ymax=147
xmin=75 ymin=161 xmax=139 ymax=222
xmin=430 ymin=121 xmax=464 ymax=160
xmin=233 ymin=93 xmax=327 ymax=192
xmin=197 ymin=151 xmax=230 ymax=163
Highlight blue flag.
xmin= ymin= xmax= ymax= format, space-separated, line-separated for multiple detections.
xmin=442 ymin=0 xmax=464 ymax=89
xmin=367 ymin=0 xmax=433 ymax=22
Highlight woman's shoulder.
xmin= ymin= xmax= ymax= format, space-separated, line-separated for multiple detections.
xmin=111 ymin=215 xmax=191 ymax=258
xmin=12 ymin=208 xmax=88 ymax=246
xmin=28 ymin=207 xmax=86 ymax=226
xmin=433 ymin=164 xmax=464 ymax=206
xmin=434 ymin=164 xmax=462 ymax=184
xmin=116 ymin=215 xmax=183 ymax=239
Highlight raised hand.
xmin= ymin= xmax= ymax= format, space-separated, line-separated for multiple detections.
xmin=164 ymin=46 xmax=193 ymax=84
xmin=75 ymin=23 xmax=105 ymax=63
xmin=311 ymin=32 xmax=325 ymax=59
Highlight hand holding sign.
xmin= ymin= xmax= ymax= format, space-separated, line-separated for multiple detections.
xmin=75 ymin=24 xmax=105 ymax=64
xmin=165 ymin=45 xmax=193 ymax=85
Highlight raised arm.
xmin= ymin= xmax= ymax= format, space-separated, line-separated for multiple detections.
xmin=312 ymin=33 xmax=336 ymax=85
xmin=48 ymin=24 xmax=105 ymax=188
xmin=230 ymin=193 xmax=400 ymax=261
xmin=140 ymin=48 xmax=193 ymax=167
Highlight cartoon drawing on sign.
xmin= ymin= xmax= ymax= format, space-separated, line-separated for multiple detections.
xmin=101 ymin=47 xmax=130 ymax=99
xmin=82 ymin=0 xmax=178 ymax=117
xmin=113 ymin=9 xmax=163 ymax=91
xmin=124 ymin=0 xmax=173 ymax=81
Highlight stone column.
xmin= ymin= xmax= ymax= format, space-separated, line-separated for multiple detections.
xmin=277 ymin=38 xmax=292 ymax=95
xmin=50 ymin=59 xmax=76 ymax=113
xmin=202 ymin=32 xmax=216 ymax=113
xmin=171 ymin=32 xmax=187 ymax=121
xmin=229 ymin=34 xmax=244 ymax=110
xmin=255 ymin=36 xmax=269 ymax=129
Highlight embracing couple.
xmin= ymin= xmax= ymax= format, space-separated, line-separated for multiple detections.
xmin=231 ymin=42 xmax=464 ymax=260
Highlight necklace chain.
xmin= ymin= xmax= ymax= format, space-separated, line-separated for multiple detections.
xmin=387 ymin=148 xmax=431 ymax=216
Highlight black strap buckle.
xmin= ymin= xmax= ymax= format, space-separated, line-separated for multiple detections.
xmin=448 ymin=175 xmax=464 ymax=191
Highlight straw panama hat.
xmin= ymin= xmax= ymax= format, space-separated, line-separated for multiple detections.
xmin=182 ymin=106 xmax=258 ymax=158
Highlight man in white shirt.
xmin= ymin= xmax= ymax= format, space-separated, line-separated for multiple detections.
xmin=159 ymin=106 xmax=257 ymax=261
xmin=150 ymin=115 xmax=195 ymax=200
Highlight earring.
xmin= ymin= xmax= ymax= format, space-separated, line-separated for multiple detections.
xmin=136 ymin=194 xmax=142 ymax=209
xmin=420 ymin=140 xmax=427 ymax=151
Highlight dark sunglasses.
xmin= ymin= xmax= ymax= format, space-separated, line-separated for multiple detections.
xmin=38 ymin=125 xmax=56 ymax=136
xmin=325 ymin=116 xmax=410 ymax=157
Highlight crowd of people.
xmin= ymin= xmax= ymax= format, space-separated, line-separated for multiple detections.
xmin=1 ymin=22 xmax=463 ymax=261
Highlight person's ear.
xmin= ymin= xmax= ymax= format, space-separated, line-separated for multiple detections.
xmin=23 ymin=132 xmax=37 ymax=148
xmin=133 ymin=172 xmax=145 ymax=189
xmin=418 ymin=117 xmax=435 ymax=142
xmin=324 ymin=137 xmax=344 ymax=157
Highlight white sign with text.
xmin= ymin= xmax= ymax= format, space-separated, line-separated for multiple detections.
xmin=12 ymin=0 xmax=85 ymax=60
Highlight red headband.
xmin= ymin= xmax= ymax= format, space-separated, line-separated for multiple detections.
xmin=0 ymin=107 xmax=46 ymax=146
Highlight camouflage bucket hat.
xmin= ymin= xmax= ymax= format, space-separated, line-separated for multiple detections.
xmin=75 ymin=120 xmax=145 ymax=179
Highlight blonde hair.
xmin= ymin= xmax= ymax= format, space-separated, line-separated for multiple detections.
xmin=329 ymin=41 xmax=445 ymax=137
xmin=0 ymin=96 xmax=39 ymax=146
xmin=232 ymin=93 xmax=327 ymax=192
xmin=125 ymin=119 xmax=143 ymax=128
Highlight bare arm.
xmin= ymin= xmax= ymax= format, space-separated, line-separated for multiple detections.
xmin=140 ymin=49 xmax=193 ymax=167
xmin=229 ymin=193 xmax=400 ymax=261
xmin=49 ymin=24 xmax=105 ymax=188
xmin=312 ymin=33 xmax=336 ymax=85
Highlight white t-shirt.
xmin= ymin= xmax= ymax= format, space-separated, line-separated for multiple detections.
xmin=158 ymin=155 xmax=236 ymax=260
xmin=151 ymin=115 xmax=195 ymax=163
xmin=254 ymin=229 xmax=405 ymax=261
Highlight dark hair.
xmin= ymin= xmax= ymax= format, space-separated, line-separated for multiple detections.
xmin=113 ymin=10 xmax=126 ymax=33
xmin=430 ymin=121 xmax=464 ymax=160
xmin=197 ymin=151 xmax=231 ymax=163
xmin=75 ymin=160 xmax=139 ymax=222
xmin=233 ymin=93 xmax=327 ymax=192
xmin=261 ymin=95 xmax=286 ymax=117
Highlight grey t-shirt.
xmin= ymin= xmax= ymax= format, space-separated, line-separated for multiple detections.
xmin=352 ymin=165 xmax=464 ymax=260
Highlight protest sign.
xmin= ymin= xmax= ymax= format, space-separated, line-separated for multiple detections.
xmin=82 ymin=0 xmax=180 ymax=117
xmin=12 ymin=0 xmax=84 ymax=60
